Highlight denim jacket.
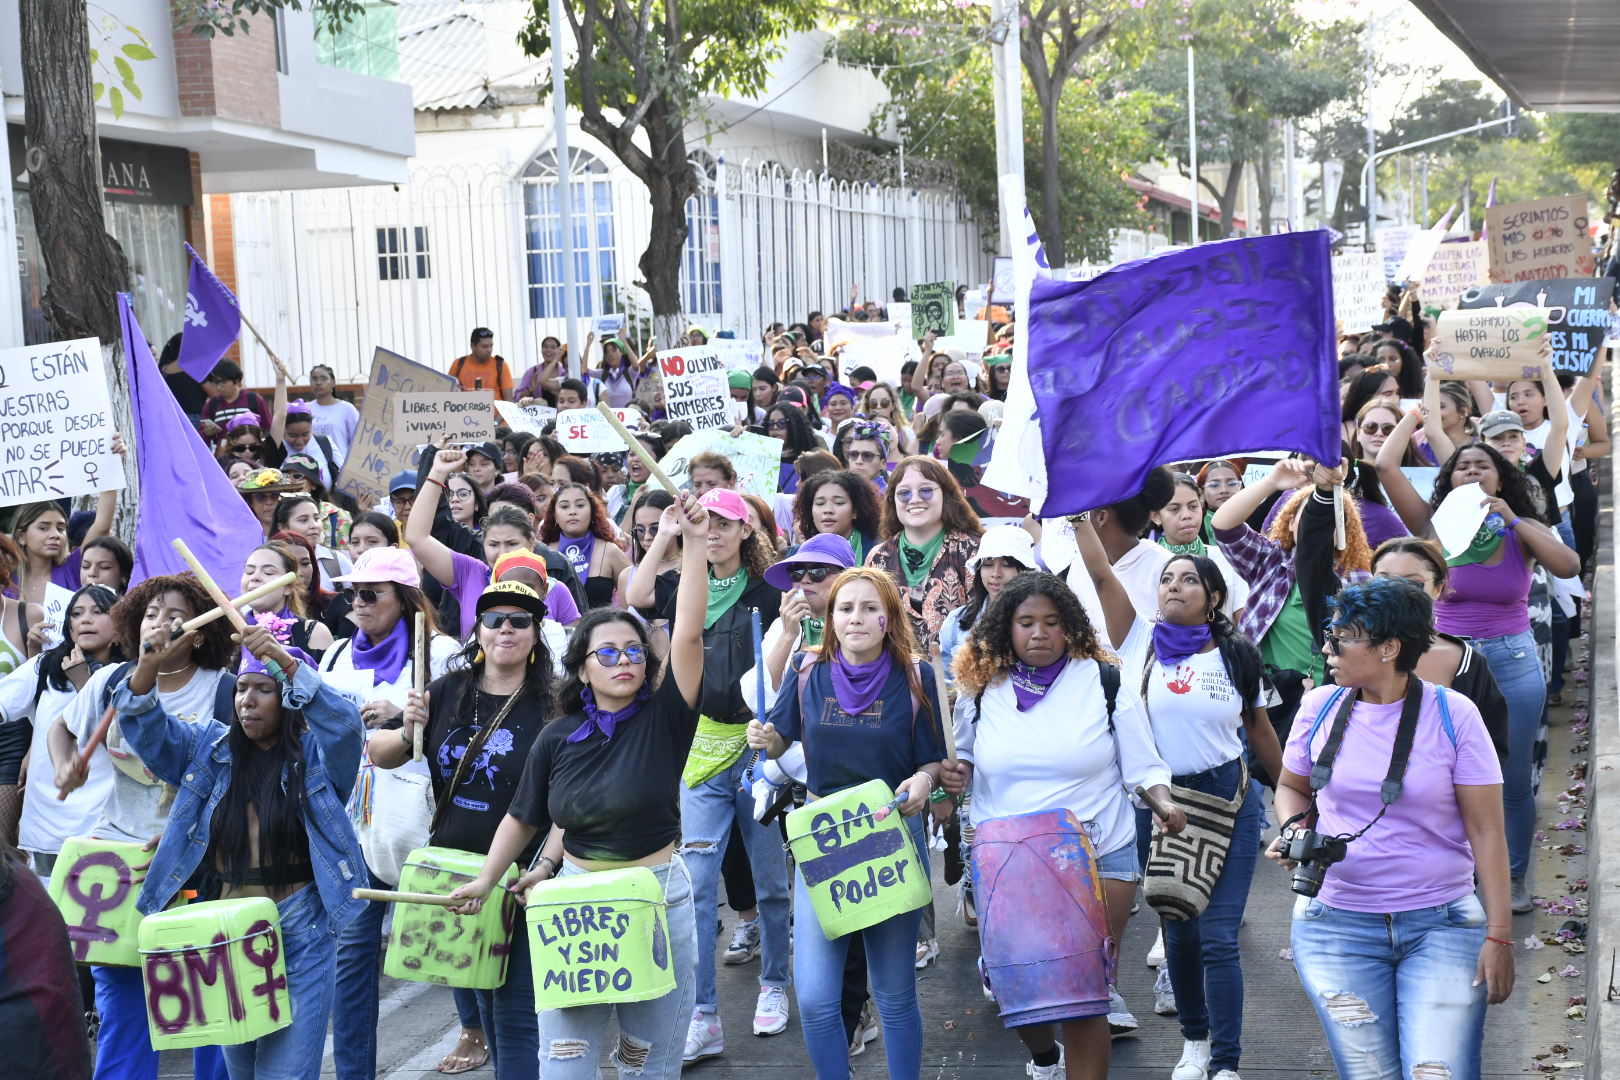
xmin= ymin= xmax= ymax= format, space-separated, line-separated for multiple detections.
xmin=112 ymin=660 xmax=368 ymax=933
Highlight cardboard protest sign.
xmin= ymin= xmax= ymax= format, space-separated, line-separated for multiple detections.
xmin=557 ymin=407 xmax=643 ymax=453
xmin=1375 ymin=225 xmax=1419 ymax=284
xmin=385 ymin=847 xmax=519 ymax=989
xmin=526 ymin=866 xmax=676 ymax=1010
xmin=1429 ymin=308 xmax=1553 ymax=381
xmin=49 ymin=836 xmax=158 ymax=966
xmin=1486 ymin=195 xmax=1596 ymax=282
xmin=1330 ymin=251 xmax=1387 ymax=332
xmin=659 ymin=429 xmax=784 ymax=498
xmin=492 ymin=400 xmax=556 ymax=438
xmin=0 ymin=338 xmax=125 ymax=507
xmin=393 ymin=391 xmax=495 ymax=444
xmin=656 ymin=347 xmax=730 ymax=431
xmin=785 ymin=779 xmax=932 ymax=937
xmin=1417 ymin=241 xmax=1489 ymax=313
xmin=1458 ymin=278 xmax=1616 ymax=375
xmin=336 ymin=348 xmax=456 ymax=502
xmin=991 ymin=257 xmax=1015 ymax=303
xmin=709 ymin=337 xmax=764 ymax=372
xmin=138 ymin=897 xmax=290 ymax=1048
xmin=910 ymin=282 xmax=956 ymax=337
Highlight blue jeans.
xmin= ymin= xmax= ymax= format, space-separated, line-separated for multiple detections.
xmin=1469 ymin=630 xmax=1544 ymax=877
xmin=330 ymin=867 xmax=387 ymax=1080
xmin=91 ymin=965 xmax=227 ymax=1080
xmin=793 ymin=815 xmax=928 ymax=1080
xmin=473 ymin=902 xmax=538 ymax=1080
xmin=535 ymin=857 xmax=697 ymax=1079
xmin=453 ymin=987 xmax=482 ymax=1028
xmin=1291 ymin=894 xmax=1487 ymax=1079
xmin=678 ymin=757 xmax=791 ymax=1012
xmin=1161 ymin=760 xmax=1261 ymax=1074
xmin=221 ymin=886 xmax=333 ymax=1080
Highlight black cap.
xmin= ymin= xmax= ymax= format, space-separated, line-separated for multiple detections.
xmin=467 ymin=441 xmax=503 ymax=466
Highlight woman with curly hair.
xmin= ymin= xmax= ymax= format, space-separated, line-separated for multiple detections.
xmin=627 ymin=489 xmax=787 ymax=1065
xmin=542 ymin=481 xmax=630 ymax=610
xmin=46 ymin=574 xmax=239 ymax=1080
xmin=943 ymin=572 xmax=1183 ymax=1080
xmin=750 ymin=567 xmax=946 ymax=1080
xmin=866 ymin=456 xmax=984 ymax=658
xmin=794 ymin=470 xmax=882 ymax=567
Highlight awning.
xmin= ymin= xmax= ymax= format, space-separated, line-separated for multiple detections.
xmin=1126 ymin=177 xmax=1247 ymax=230
xmin=1407 ymin=0 xmax=1620 ymax=111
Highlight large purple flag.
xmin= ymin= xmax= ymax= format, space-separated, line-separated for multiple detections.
xmin=176 ymin=242 xmax=242 ymax=381
xmin=121 ymin=294 xmax=262 ymax=589
xmin=1026 ymin=232 xmax=1339 ymax=516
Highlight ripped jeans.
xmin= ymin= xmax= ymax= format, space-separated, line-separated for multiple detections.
xmin=1291 ymin=893 xmax=1487 ymax=1080
xmin=534 ymin=857 xmax=696 ymax=1079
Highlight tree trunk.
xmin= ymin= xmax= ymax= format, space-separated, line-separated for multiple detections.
xmin=1254 ymin=152 xmax=1274 ymax=235
xmin=632 ymin=102 xmax=695 ymax=351
xmin=20 ymin=0 xmax=139 ymax=539
xmin=1217 ymin=159 xmax=1245 ymax=236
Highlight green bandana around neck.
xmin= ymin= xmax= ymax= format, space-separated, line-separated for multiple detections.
xmin=1158 ymin=535 xmax=1207 ymax=557
xmin=1445 ymin=520 xmax=1505 ymax=568
xmin=849 ymin=530 xmax=866 ymax=568
xmin=898 ymin=529 xmax=947 ymax=588
xmin=704 ymin=567 xmax=748 ymax=629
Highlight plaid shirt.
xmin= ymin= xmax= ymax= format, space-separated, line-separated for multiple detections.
xmin=1213 ymin=522 xmax=1370 ymax=645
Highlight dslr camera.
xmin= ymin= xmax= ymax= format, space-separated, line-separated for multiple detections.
xmin=1282 ymin=828 xmax=1348 ymax=898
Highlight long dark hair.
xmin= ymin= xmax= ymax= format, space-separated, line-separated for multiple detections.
xmin=956 ymin=555 xmax=1033 ymax=635
xmin=1151 ymin=556 xmax=1263 ymax=727
xmin=270 ymin=530 xmax=335 ymax=618
xmin=627 ymin=489 xmax=677 ymax=563
xmin=38 ymin=584 xmax=125 ymax=695
xmin=80 ymin=535 xmax=133 ymax=592
xmin=1433 ymin=442 xmax=1548 ymax=524
xmin=554 ymin=609 xmax=661 ymax=719
xmin=442 ymin=612 xmax=555 ymax=729
xmin=766 ymin=402 xmax=818 ymax=459
xmin=793 ymin=470 xmax=882 ymax=543
xmin=1369 ymin=337 xmax=1424 ymax=398
xmin=210 ymin=692 xmax=309 ymax=887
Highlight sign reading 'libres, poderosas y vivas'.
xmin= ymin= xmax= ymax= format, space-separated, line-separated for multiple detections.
xmin=0 ymin=338 xmax=125 ymax=506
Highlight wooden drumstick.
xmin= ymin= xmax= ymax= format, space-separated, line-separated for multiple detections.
xmin=178 ymin=573 xmax=297 ymax=633
xmin=595 ymin=402 xmax=681 ymax=498
xmin=413 ymin=611 xmax=426 ymax=761
xmin=1134 ymin=785 xmax=1173 ymax=821
xmin=928 ymin=656 xmax=958 ymax=763
xmin=171 ymin=540 xmax=250 ymax=634
xmin=351 ymin=888 xmax=465 ymax=908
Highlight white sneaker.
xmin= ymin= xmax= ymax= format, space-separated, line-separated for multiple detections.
xmin=753 ymin=985 xmax=790 ymax=1036
xmin=1153 ymin=965 xmax=1178 ymax=1016
xmin=683 ymin=1010 xmax=723 ymax=1063
xmin=1212 ymin=1071 xmax=1243 ymax=1080
xmin=1026 ymin=1045 xmax=1066 ymax=1079
xmin=1145 ymin=926 xmax=1166 ymax=967
xmin=724 ymin=919 xmax=760 ymax=965
xmin=1106 ymin=987 xmax=1138 ymax=1037
xmin=915 ymin=938 xmax=939 ymax=969
xmin=1171 ymin=1038 xmax=1211 ymax=1080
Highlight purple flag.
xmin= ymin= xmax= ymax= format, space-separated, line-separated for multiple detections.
xmin=176 ymin=242 xmax=241 ymax=381
xmin=121 ymin=294 xmax=262 ymax=589
xmin=1026 ymin=232 xmax=1339 ymax=516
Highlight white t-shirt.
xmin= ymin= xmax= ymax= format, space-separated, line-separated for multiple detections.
xmin=1 ymin=657 xmax=114 ymax=855
xmin=308 ymin=398 xmax=361 ymax=466
xmin=66 ymin=665 xmax=229 ymax=844
xmin=1143 ymin=645 xmax=1265 ymax=777
xmin=320 ymin=630 xmax=461 ymax=781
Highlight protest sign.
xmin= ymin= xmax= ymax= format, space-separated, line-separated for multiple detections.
xmin=527 ymin=867 xmax=676 ymax=1010
xmin=991 ymin=257 xmax=1015 ymax=303
xmin=138 ymin=897 xmax=290 ymax=1048
xmin=393 ymin=391 xmax=495 ymax=444
xmin=49 ymin=836 xmax=157 ymax=966
xmin=1330 ymin=251 xmax=1387 ymax=332
xmin=911 ymin=282 xmax=956 ymax=337
xmin=835 ymin=334 xmax=921 ymax=387
xmin=1486 ymin=195 xmax=1596 ymax=282
xmin=1375 ymin=225 xmax=1419 ymax=284
xmin=557 ymin=407 xmax=643 ymax=453
xmin=0 ymin=337 xmax=124 ymax=507
xmin=1417 ymin=240 xmax=1489 ymax=312
xmin=660 ymin=429 xmax=784 ymax=498
xmin=710 ymin=336 xmax=764 ymax=372
xmin=1458 ymin=278 xmax=1616 ymax=375
xmin=1404 ymin=467 xmax=1440 ymax=504
xmin=785 ymin=779 xmax=932 ymax=937
xmin=1394 ymin=225 xmax=1445 ymax=284
xmin=1429 ymin=308 xmax=1552 ymax=381
xmin=336 ymin=348 xmax=457 ymax=502
xmin=887 ymin=302 xmax=912 ymax=338
xmin=657 ymin=347 xmax=729 ymax=431
xmin=590 ymin=313 xmax=627 ymax=336
xmin=935 ymin=320 xmax=992 ymax=359
xmin=492 ymin=400 xmax=556 ymax=437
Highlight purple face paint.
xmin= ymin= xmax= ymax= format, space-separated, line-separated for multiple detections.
xmin=877 ymin=614 xmax=887 ymax=633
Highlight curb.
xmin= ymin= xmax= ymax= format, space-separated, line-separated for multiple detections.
xmin=1588 ymin=424 xmax=1616 ymax=1075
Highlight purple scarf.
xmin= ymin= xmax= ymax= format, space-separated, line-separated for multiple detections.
xmin=351 ymin=617 xmax=411 ymax=683
xmin=1009 ymin=657 xmax=1067 ymax=711
xmin=568 ymin=685 xmax=650 ymax=743
xmin=1152 ymin=620 xmax=1212 ymax=667
xmin=561 ymin=531 xmax=596 ymax=580
xmin=831 ymin=649 xmax=893 ymax=716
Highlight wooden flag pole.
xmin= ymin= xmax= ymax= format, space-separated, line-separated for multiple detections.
xmin=928 ymin=656 xmax=958 ymax=763
xmin=237 ymin=308 xmax=292 ymax=384
xmin=413 ymin=611 xmax=426 ymax=761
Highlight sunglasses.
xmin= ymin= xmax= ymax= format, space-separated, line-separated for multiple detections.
xmin=1323 ymin=631 xmax=1371 ymax=655
xmin=480 ymin=611 xmax=535 ymax=630
xmin=896 ymin=486 xmax=938 ymax=503
xmin=633 ymin=524 xmax=660 ymax=539
xmin=344 ymin=587 xmax=382 ymax=605
xmin=590 ymin=644 xmax=649 ymax=666
xmin=1360 ymin=421 xmax=1396 ymax=436
xmin=766 ymin=418 xmax=789 ymax=430
xmin=235 ymin=443 xmax=264 ymax=454
xmin=845 ymin=449 xmax=881 ymax=463
xmin=789 ymin=565 xmax=839 ymax=584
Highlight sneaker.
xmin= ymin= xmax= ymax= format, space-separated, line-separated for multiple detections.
xmin=1153 ymin=965 xmax=1178 ymax=1016
xmin=683 ymin=1010 xmax=723 ymax=1063
xmin=1512 ymin=877 xmax=1534 ymax=914
xmin=915 ymin=938 xmax=939 ymax=969
xmin=849 ymin=1000 xmax=878 ymax=1057
xmin=724 ymin=919 xmax=761 ymax=965
xmin=753 ymin=985 xmax=790 ymax=1036
xmin=1171 ymin=1038 xmax=1211 ymax=1080
xmin=1212 ymin=1072 xmax=1243 ymax=1080
xmin=962 ymin=886 xmax=978 ymax=927
xmin=1026 ymin=1046 xmax=1066 ymax=1079
xmin=1106 ymin=987 xmax=1138 ymax=1037
xmin=1145 ymin=927 xmax=1166 ymax=967
xmin=977 ymin=955 xmax=997 ymax=1003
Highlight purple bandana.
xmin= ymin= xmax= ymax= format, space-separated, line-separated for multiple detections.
xmin=561 ymin=531 xmax=596 ymax=580
xmin=1152 ymin=620 xmax=1212 ymax=667
xmin=351 ymin=617 xmax=411 ymax=684
xmin=831 ymin=649 xmax=893 ymax=716
xmin=1009 ymin=657 xmax=1067 ymax=711
xmin=568 ymin=685 xmax=650 ymax=743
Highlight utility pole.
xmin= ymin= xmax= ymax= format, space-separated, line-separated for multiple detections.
xmin=550 ymin=0 xmax=580 ymax=377
xmin=989 ymin=0 xmax=1024 ymax=254
xmin=1187 ymin=45 xmax=1198 ymax=245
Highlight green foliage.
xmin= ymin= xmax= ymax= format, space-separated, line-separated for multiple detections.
xmin=171 ymin=0 xmax=365 ymax=38
xmin=87 ymin=12 xmax=155 ymax=119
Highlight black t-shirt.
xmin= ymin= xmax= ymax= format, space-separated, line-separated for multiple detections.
xmin=507 ymin=673 xmax=699 ymax=862
xmin=424 ymin=671 xmax=550 ymax=865
xmin=1525 ymin=454 xmax=1559 ymax=524
xmin=642 ymin=571 xmax=778 ymax=722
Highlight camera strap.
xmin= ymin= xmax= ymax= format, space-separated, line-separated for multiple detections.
xmin=1305 ymin=677 xmax=1425 ymax=839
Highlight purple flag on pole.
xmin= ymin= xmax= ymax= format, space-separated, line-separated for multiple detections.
xmin=176 ymin=242 xmax=241 ymax=382
xmin=121 ymin=293 xmax=262 ymax=589
xmin=1026 ymin=232 xmax=1340 ymax=516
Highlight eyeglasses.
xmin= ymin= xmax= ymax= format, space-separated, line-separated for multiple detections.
xmin=633 ymin=524 xmax=660 ymax=539
xmin=1360 ymin=421 xmax=1396 ymax=436
xmin=344 ymin=587 xmax=382 ymax=605
xmin=766 ymin=418 xmax=789 ymax=430
xmin=448 ymin=488 xmax=474 ymax=500
xmin=846 ymin=449 xmax=881 ymax=463
xmin=789 ymin=566 xmax=839 ymax=584
xmin=480 ymin=611 xmax=535 ymax=630
xmin=896 ymin=486 xmax=938 ymax=503
xmin=589 ymin=644 xmax=649 ymax=666
xmin=1324 ymin=631 xmax=1371 ymax=655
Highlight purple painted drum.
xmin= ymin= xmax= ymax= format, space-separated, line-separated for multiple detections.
xmin=972 ymin=808 xmax=1115 ymax=1028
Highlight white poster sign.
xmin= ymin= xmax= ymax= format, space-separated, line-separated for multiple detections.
xmin=1331 ymin=251 xmax=1387 ymax=332
xmin=710 ymin=337 xmax=764 ymax=372
xmin=656 ymin=347 xmax=730 ymax=431
xmin=0 ymin=337 xmax=125 ymax=506
xmin=556 ymin=407 xmax=643 ymax=453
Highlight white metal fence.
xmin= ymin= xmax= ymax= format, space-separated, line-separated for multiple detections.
xmin=230 ymin=155 xmax=990 ymax=386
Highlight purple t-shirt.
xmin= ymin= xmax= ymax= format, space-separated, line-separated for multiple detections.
xmin=1434 ymin=532 xmax=1531 ymax=639
xmin=446 ymin=550 xmax=581 ymax=638
xmin=1284 ymin=682 xmax=1501 ymax=914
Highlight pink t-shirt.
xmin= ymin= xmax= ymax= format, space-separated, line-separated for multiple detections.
xmin=1283 ymin=681 xmax=1502 ymax=913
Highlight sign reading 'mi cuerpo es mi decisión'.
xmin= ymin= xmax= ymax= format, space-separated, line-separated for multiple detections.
xmin=657 ymin=347 xmax=730 ymax=432
xmin=0 ymin=338 xmax=124 ymax=506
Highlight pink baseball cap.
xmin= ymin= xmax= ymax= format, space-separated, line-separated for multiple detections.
xmin=698 ymin=488 xmax=749 ymax=522
xmin=333 ymin=547 xmax=420 ymax=589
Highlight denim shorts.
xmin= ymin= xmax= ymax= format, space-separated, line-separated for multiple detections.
xmin=1095 ymin=844 xmax=1138 ymax=882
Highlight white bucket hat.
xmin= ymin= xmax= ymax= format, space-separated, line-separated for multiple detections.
xmin=967 ymin=524 xmax=1038 ymax=574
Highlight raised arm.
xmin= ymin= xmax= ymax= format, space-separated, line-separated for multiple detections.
xmin=1484 ymin=494 xmax=1580 ymax=578
xmin=1421 ymin=368 xmax=1457 ymax=465
xmin=1211 ymin=458 xmax=1305 ymax=533
xmin=1535 ymin=357 xmax=1569 ymax=481
xmin=666 ymin=493 xmax=710 ymax=708
xmin=269 ymin=367 xmax=290 ymax=445
xmin=1374 ymin=409 xmax=1435 ymax=537
xmin=625 ymin=503 xmax=679 ymax=613
xmin=404 ymin=444 xmax=464 ymax=588
xmin=1071 ymin=517 xmax=1135 ymax=649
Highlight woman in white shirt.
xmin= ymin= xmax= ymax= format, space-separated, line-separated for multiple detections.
xmin=944 ymin=572 xmax=1184 ymax=1080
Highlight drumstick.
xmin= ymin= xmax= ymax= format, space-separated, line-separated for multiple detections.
xmin=178 ymin=573 xmax=297 ymax=632
xmin=1134 ymin=785 xmax=1173 ymax=821
xmin=351 ymin=888 xmax=466 ymax=908
xmin=412 ymin=611 xmax=426 ymax=762
xmin=59 ymin=704 xmax=115 ymax=801
xmin=171 ymin=540 xmax=250 ymax=634
xmin=928 ymin=656 xmax=958 ymax=763
xmin=594 ymin=402 xmax=681 ymax=498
